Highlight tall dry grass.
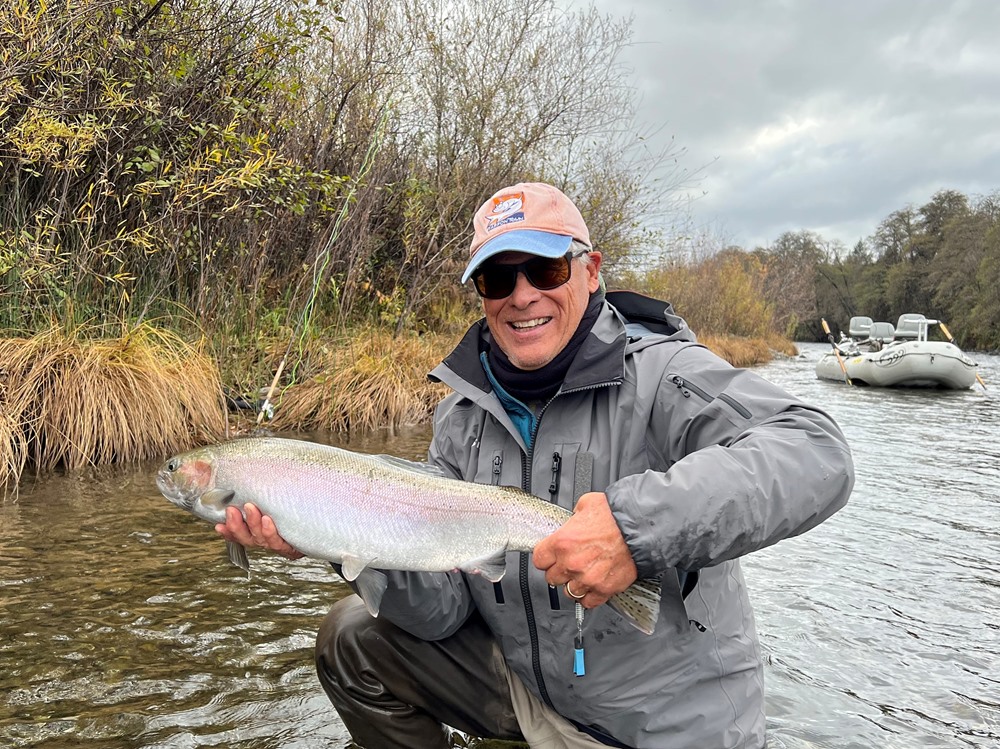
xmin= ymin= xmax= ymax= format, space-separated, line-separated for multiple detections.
xmin=1 ymin=324 xmax=227 ymax=494
xmin=699 ymin=334 xmax=798 ymax=368
xmin=255 ymin=315 xmax=797 ymax=437
xmin=268 ymin=329 xmax=452 ymax=433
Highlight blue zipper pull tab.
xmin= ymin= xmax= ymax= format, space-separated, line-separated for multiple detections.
xmin=573 ymin=602 xmax=585 ymax=676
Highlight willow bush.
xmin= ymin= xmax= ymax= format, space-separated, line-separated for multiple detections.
xmin=625 ymin=251 xmax=778 ymax=340
xmin=0 ymin=0 xmax=349 ymax=335
xmin=1 ymin=0 xmax=690 ymax=340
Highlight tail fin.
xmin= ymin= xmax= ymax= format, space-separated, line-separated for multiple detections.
xmin=607 ymin=578 xmax=661 ymax=635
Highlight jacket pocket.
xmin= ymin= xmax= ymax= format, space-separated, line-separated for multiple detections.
xmin=667 ymin=373 xmax=752 ymax=419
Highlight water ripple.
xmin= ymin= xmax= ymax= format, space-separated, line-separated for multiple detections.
xmin=1 ymin=357 xmax=998 ymax=747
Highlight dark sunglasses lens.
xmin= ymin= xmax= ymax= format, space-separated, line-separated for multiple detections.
xmin=474 ymin=266 xmax=517 ymax=299
xmin=473 ymin=255 xmax=573 ymax=298
xmin=525 ymin=256 xmax=571 ymax=289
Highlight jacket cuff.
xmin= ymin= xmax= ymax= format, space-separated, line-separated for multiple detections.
xmin=606 ymin=478 xmax=660 ymax=578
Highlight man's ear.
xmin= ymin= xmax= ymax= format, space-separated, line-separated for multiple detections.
xmin=586 ymin=251 xmax=603 ymax=293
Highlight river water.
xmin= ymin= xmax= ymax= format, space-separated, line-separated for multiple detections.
xmin=2 ymin=342 xmax=998 ymax=748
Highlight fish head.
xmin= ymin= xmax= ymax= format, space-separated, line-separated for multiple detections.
xmin=156 ymin=448 xmax=229 ymax=524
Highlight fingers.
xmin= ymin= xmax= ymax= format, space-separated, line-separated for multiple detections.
xmin=261 ymin=514 xmax=305 ymax=559
xmin=532 ymin=535 xmax=556 ymax=571
xmin=214 ymin=504 xmax=255 ymax=546
xmin=213 ymin=503 xmax=304 ymax=560
xmin=532 ymin=491 xmax=637 ymax=606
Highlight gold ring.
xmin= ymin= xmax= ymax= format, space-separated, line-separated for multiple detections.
xmin=565 ymin=581 xmax=586 ymax=600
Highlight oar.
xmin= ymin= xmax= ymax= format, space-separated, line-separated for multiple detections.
xmin=821 ymin=318 xmax=852 ymax=385
xmin=938 ymin=322 xmax=987 ymax=391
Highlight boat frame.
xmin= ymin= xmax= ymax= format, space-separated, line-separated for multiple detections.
xmin=816 ymin=314 xmax=979 ymax=389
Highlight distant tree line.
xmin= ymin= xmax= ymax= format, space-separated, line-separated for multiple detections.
xmin=811 ymin=189 xmax=1000 ymax=350
xmin=622 ymin=189 xmax=999 ymax=352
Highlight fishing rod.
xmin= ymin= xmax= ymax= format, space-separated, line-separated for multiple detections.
xmin=821 ymin=318 xmax=852 ymax=385
xmin=256 ymin=109 xmax=390 ymax=427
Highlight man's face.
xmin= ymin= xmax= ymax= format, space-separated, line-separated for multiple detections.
xmin=482 ymin=250 xmax=602 ymax=371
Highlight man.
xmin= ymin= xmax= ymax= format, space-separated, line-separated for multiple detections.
xmin=219 ymin=181 xmax=855 ymax=748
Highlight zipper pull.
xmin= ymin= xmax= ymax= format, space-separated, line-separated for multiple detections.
xmin=573 ymin=602 xmax=585 ymax=676
xmin=548 ymin=451 xmax=562 ymax=497
xmin=491 ymin=454 xmax=502 ymax=485
xmin=670 ymin=374 xmax=691 ymax=398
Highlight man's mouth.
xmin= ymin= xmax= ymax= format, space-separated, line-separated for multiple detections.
xmin=510 ymin=317 xmax=551 ymax=330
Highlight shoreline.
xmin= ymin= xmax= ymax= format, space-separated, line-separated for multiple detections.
xmin=1 ymin=329 xmax=793 ymax=490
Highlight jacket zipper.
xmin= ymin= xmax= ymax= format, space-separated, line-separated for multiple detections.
xmin=668 ymin=374 xmax=751 ymax=418
xmin=520 ymin=433 xmax=550 ymax=706
xmin=491 ymin=454 xmax=505 ymax=605
xmin=520 ymin=381 xmax=619 ymax=709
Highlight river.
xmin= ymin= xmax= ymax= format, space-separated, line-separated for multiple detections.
xmin=2 ymin=343 xmax=998 ymax=748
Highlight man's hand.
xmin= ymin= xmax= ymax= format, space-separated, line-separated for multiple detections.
xmin=215 ymin=503 xmax=305 ymax=560
xmin=532 ymin=491 xmax=637 ymax=607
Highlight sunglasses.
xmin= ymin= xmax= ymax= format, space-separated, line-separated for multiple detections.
xmin=471 ymin=249 xmax=590 ymax=299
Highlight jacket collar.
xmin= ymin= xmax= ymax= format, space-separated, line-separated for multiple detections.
xmin=429 ymin=301 xmax=628 ymax=400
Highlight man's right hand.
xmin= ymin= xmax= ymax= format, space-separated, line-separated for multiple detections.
xmin=532 ymin=491 xmax=637 ymax=608
xmin=215 ymin=502 xmax=305 ymax=560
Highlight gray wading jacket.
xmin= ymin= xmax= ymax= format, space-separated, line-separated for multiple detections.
xmin=373 ymin=295 xmax=854 ymax=749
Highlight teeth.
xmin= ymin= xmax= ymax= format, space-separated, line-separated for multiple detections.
xmin=512 ymin=318 xmax=549 ymax=329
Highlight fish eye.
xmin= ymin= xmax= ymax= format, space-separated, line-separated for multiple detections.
xmin=167 ymin=458 xmax=179 ymax=472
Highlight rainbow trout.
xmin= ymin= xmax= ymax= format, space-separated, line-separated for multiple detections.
xmin=156 ymin=436 xmax=660 ymax=634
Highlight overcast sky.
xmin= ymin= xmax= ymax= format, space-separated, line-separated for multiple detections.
xmin=581 ymin=0 xmax=1000 ymax=251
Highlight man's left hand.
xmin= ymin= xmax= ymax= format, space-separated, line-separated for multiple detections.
xmin=532 ymin=492 xmax=638 ymax=607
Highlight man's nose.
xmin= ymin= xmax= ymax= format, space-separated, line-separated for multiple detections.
xmin=507 ymin=270 xmax=541 ymax=305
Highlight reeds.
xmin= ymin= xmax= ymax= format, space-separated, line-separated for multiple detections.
xmin=0 ymin=324 xmax=227 ymax=494
xmin=269 ymin=329 xmax=452 ymax=433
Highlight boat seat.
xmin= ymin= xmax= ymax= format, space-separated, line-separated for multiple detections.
xmin=869 ymin=322 xmax=895 ymax=344
xmin=848 ymin=316 xmax=873 ymax=338
xmin=894 ymin=313 xmax=927 ymax=340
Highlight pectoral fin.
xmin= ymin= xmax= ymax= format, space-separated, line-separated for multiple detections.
xmin=202 ymin=489 xmax=236 ymax=509
xmin=353 ymin=568 xmax=389 ymax=617
xmin=226 ymin=540 xmax=250 ymax=576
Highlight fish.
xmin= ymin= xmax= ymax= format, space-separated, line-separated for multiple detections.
xmin=155 ymin=436 xmax=661 ymax=634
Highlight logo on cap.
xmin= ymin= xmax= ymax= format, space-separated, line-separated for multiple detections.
xmin=485 ymin=192 xmax=525 ymax=233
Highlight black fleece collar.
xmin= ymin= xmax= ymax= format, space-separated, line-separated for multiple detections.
xmin=485 ymin=293 xmax=604 ymax=403
xmin=430 ymin=298 xmax=628 ymax=400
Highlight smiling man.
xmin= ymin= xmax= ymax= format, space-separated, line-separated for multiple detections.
xmin=464 ymin=183 xmax=602 ymax=373
xmin=220 ymin=181 xmax=855 ymax=748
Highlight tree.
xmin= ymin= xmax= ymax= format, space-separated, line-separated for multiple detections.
xmin=871 ymin=207 xmax=916 ymax=263
xmin=753 ymin=230 xmax=828 ymax=338
xmin=376 ymin=0 xmax=689 ymax=331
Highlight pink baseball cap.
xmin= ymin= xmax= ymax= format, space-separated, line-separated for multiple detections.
xmin=461 ymin=182 xmax=592 ymax=284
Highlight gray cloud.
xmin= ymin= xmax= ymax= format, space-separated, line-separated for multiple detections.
xmin=584 ymin=0 xmax=1000 ymax=248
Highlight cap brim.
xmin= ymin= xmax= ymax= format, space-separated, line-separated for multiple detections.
xmin=461 ymin=230 xmax=574 ymax=284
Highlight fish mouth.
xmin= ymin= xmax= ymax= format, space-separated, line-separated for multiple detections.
xmin=155 ymin=469 xmax=194 ymax=510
